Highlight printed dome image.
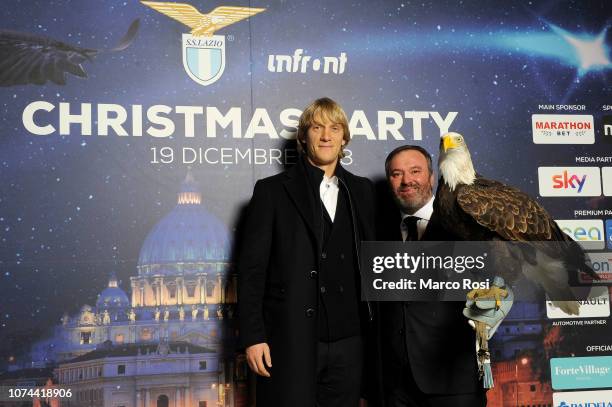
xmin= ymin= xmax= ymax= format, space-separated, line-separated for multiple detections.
xmin=137 ymin=173 xmax=230 ymax=276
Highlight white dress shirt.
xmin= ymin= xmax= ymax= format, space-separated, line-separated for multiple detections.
xmin=400 ymin=196 xmax=434 ymax=241
xmin=320 ymin=175 xmax=339 ymax=222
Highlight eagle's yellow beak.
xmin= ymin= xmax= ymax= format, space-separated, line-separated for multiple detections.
xmin=442 ymin=135 xmax=457 ymax=152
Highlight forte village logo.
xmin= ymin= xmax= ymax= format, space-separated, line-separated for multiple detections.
xmin=550 ymin=356 xmax=612 ymax=391
xmin=141 ymin=1 xmax=265 ymax=86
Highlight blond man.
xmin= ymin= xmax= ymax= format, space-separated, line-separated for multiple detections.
xmin=238 ymin=98 xmax=376 ymax=407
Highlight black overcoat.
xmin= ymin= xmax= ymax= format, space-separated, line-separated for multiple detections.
xmin=237 ymin=158 xmax=376 ymax=407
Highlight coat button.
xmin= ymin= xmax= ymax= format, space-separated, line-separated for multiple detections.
xmin=305 ymin=308 xmax=315 ymax=317
xmin=340 ymin=253 xmax=345 ymax=260
xmin=398 ymin=328 xmax=404 ymax=335
xmin=320 ymin=286 xmax=326 ymax=294
xmin=339 ymin=285 xmax=344 ymax=293
xmin=310 ymin=270 xmax=318 ymax=279
xmin=321 ymin=252 xmax=327 ymax=259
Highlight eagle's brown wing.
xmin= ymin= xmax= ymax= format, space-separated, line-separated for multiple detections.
xmin=456 ymin=175 xmax=598 ymax=291
xmin=456 ymin=176 xmax=558 ymax=242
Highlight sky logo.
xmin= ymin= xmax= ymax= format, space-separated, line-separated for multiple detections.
xmin=552 ymin=170 xmax=587 ymax=192
xmin=607 ymin=220 xmax=612 ymax=250
xmin=539 ymin=167 xmax=601 ymax=197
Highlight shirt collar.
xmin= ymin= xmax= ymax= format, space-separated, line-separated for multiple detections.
xmin=302 ymin=154 xmax=341 ymax=183
xmin=322 ymin=174 xmax=339 ymax=186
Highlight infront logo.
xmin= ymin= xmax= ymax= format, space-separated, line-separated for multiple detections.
xmin=555 ymin=219 xmax=605 ymax=250
xmin=539 ymin=167 xmax=602 ymax=196
xmin=267 ymin=49 xmax=348 ymax=75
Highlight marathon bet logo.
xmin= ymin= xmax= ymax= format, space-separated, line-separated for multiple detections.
xmin=532 ymin=114 xmax=594 ymax=144
xmin=142 ymin=1 xmax=265 ymax=86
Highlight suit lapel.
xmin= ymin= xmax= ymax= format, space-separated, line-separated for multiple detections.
xmin=337 ymin=169 xmax=361 ymax=239
xmin=282 ymin=162 xmax=321 ymax=246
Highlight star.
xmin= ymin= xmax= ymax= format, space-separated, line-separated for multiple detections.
xmin=549 ymin=24 xmax=611 ymax=74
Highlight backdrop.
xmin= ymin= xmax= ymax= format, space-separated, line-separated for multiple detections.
xmin=1 ymin=1 xmax=611 ymax=406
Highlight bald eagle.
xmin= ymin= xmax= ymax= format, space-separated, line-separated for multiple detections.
xmin=434 ymin=132 xmax=598 ymax=315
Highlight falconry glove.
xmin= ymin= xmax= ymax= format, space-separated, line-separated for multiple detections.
xmin=463 ymin=276 xmax=514 ymax=389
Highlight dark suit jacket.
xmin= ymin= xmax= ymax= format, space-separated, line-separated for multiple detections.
xmin=377 ymin=201 xmax=480 ymax=396
xmin=237 ymin=158 xmax=376 ymax=407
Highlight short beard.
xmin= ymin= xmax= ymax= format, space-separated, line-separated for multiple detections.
xmin=393 ymin=191 xmax=432 ymax=215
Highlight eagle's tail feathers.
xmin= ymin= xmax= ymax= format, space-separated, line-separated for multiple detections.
xmin=551 ymin=300 xmax=580 ymax=316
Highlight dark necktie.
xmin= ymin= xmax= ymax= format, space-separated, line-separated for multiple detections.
xmin=403 ymin=216 xmax=420 ymax=241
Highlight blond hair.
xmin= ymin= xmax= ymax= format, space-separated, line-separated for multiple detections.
xmin=297 ymin=97 xmax=350 ymax=158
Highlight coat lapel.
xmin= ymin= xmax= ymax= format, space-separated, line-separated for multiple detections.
xmin=282 ymin=161 xmax=321 ymax=246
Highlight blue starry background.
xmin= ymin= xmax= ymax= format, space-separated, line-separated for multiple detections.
xmin=0 ymin=0 xmax=610 ymax=369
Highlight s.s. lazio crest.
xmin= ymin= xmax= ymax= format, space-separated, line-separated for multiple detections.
xmin=183 ymin=34 xmax=225 ymax=86
xmin=141 ymin=1 xmax=265 ymax=87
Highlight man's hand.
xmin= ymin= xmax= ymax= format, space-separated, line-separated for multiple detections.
xmin=246 ymin=342 xmax=272 ymax=377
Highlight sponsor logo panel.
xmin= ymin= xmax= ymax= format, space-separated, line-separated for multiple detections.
xmin=604 ymin=115 xmax=612 ymax=143
xmin=581 ymin=253 xmax=612 ymax=283
xmin=553 ymin=390 xmax=612 ymax=407
xmin=556 ymin=219 xmax=605 ymax=250
xmin=602 ymin=167 xmax=612 ymax=196
xmin=532 ymin=114 xmax=595 ymax=144
xmin=546 ymin=286 xmax=610 ymax=319
xmin=607 ymin=220 xmax=612 ymax=250
xmin=539 ymin=167 xmax=601 ymax=197
xmin=550 ymin=356 xmax=612 ymax=390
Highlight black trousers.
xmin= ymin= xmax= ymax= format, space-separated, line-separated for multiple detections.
xmin=315 ymin=335 xmax=363 ymax=407
xmin=385 ymin=362 xmax=487 ymax=407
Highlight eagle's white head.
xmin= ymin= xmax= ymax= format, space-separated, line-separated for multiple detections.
xmin=439 ymin=132 xmax=476 ymax=191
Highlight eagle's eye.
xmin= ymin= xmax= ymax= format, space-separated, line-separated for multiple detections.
xmin=457 ymin=136 xmax=463 ymax=142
